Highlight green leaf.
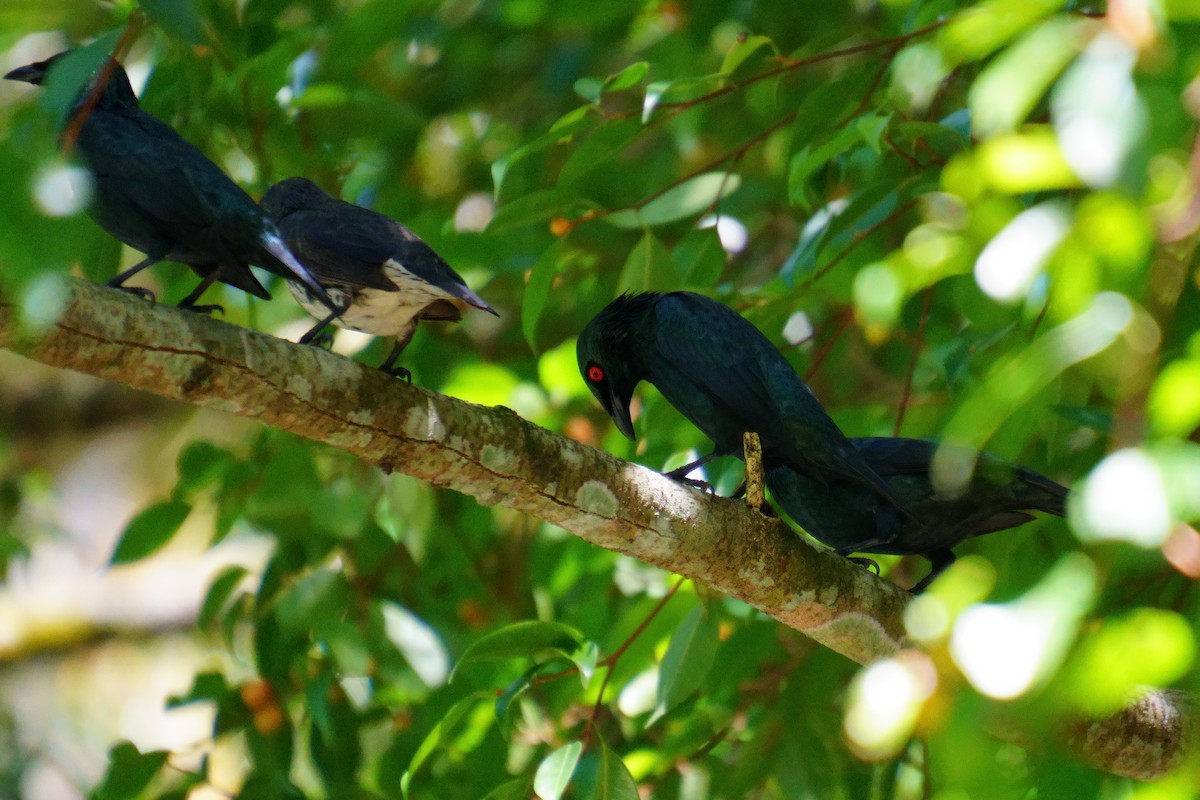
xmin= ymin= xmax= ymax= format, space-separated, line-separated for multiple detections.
xmin=787 ymin=127 xmax=862 ymax=208
xmin=487 ymin=189 xmax=568 ymax=233
xmin=493 ymin=112 xmax=596 ymax=199
xmin=274 ymin=569 xmax=348 ymax=635
xmin=571 ymin=640 xmax=600 ymax=687
xmin=672 ymin=227 xmax=726 ymax=287
xmin=482 ymin=778 xmax=534 ymax=800
xmin=606 ymin=61 xmax=649 ymax=91
xmin=198 ymin=565 xmax=248 ymax=630
xmin=560 ymin=118 xmax=643 ymax=187
xmin=551 ymin=105 xmax=594 ymax=134
xmin=401 ymin=694 xmax=487 ymax=795
xmin=38 ymin=34 xmax=122 ymax=130
xmin=855 ymin=113 xmax=891 ymax=154
xmin=522 ymin=239 xmax=567 ymax=353
xmin=587 ymin=738 xmax=640 ymax=800
xmin=618 ymin=233 xmax=678 ymax=294
xmin=574 ymin=75 xmax=605 ymax=102
xmin=174 ymin=440 xmax=237 ymax=500
xmin=167 ymin=671 xmax=228 ymax=708
xmin=650 ymin=605 xmax=719 ymax=724
xmin=642 ymin=74 xmax=726 ymax=121
xmin=534 ymin=741 xmax=583 ymax=800
xmin=939 ymin=0 xmax=1064 ymax=66
xmin=969 ymin=17 xmax=1087 ymax=136
xmin=138 ymin=0 xmax=206 ymax=44
xmin=92 ymin=741 xmax=168 ymax=800
xmin=452 ymin=620 xmax=587 ymax=681
xmin=606 ymin=172 xmax=741 ymax=228
xmin=720 ymin=34 xmax=776 ymax=77
xmin=1053 ymin=404 xmax=1113 ymax=434
xmin=495 ymin=665 xmax=538 ymax=734
xmin=110 ymin=500 xmax=191 ymax=565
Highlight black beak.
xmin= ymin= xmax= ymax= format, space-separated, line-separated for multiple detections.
xmin=4 ymin=64 xmax=45 ymax=85
xmin=606 ymin=386 xmax=636 ymax=441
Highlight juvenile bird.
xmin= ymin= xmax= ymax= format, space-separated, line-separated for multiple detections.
xmin=766 ymin=437 xmax=1068 ymax=592
xmin=261 ymin=177 xmax=497 ymax=379
xmin=577 ymin=291 xmax=906 ymax=537
xmin=4 ymin=51 xmax=336 ymax=314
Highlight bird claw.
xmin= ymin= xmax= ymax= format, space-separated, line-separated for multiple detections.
xmin=180 ymin=302 xmax=224 ymax=316
xmin=665 ymin=472 xmax=713 ymax=494
xmin=847 ymin=556 xmax=880 ymax=575
xmin=383 ymin=364 xmax=412 ymax=382
xmin=115 ymin=285 xmax=156 ymax=304
xmin=303 ymin=331 xmax=335 ymax=350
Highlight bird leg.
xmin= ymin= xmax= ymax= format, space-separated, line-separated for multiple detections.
xmin=378 ymin=332 xmax=416 ymax=382
xmin=177 ymin=273 xmax=224 ymax=315
xmin=847 ymin=556 xmax=881 ymax=575
xmin=663 ymin=454 xmax=717 ymax=493
xmin=663 ymin=451 xmax=720 ymax=493
xmin=908 ymin=550 xmax=956 ymax=595
xmin=106 ymin=256 xmax=159 ymax=303
xmin=381 ymin=343 xmax=415 ymax=383
xmin=298 ymin=310 xmax=340 ymax=348
xmin=298 ymin=297 xmax=353 ymax=349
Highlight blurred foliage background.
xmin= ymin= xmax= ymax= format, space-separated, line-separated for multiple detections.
xmin=1 ymin=0 xmax=1199 ymax=797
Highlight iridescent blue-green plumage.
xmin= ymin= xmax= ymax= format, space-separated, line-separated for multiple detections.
xmin=577 ymin=291 xmax=904 ymax=519
xmin=260 ymin=177 xmax=497 ymax=377
xmin=767 ymin=437 xmax=1068 ymax=592
xmin=3 ymin=52 xmax=335 ymax=313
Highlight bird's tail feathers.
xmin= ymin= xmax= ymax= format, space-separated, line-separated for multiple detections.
xmin=453 ymin=284 xmax=499 ymax=317
xmin=259 ymin=230 xmax=340 ymax=315
xmin=1016 ymin=469 xmax=1069 ymax=516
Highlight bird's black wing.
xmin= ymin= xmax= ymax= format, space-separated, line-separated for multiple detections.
xmin=80 ymin=109 xmax=227 ymax=241
xmin=275 ymin=208 xmax=400 ymax=292
xmin=649 ymin=293 xmax=788 ymax=444
xmin=852 ymin=437 xmax=938 ymax=477
xmin=649 ymin=295 xmax=883 ymax=483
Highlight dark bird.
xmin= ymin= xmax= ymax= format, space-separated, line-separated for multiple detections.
xmin=766 ymin=437 xmax=1068 ymax=592
xmin=260 ymin=177 xmax=498 ymax=379
xmin=4 ymin=51 xmax=337 ymax=314
xmin=577 ymin=291 xmax=905 ymax=531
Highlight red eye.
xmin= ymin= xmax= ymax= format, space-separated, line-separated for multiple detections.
xmin=587 ymin=365 xmax=605 ymax=382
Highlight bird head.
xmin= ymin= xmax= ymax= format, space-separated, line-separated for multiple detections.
xmin=4 ymin=50 xmax=137 ymax=110
xmin=261 ymin=177 xmax=333 ymax=220
xmin=577 ymin=305 xmax=643 ymax=441
xmin=4 ymin=52 xmax=64 ymax=85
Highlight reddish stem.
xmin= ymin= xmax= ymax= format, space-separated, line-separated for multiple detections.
xmin=62 ymin=15 xmax=146 ymax=153
xmin=893 ymin=285 xmax=933 ymax=436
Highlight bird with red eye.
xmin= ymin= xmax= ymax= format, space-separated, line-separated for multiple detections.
xmin=575 ymin=290 xmax=904 ymax=516
xmin=575 ymin=291 xmax=1069 ymax=595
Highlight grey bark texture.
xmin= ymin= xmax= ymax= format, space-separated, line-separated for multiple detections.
xmin=0 ymin=277 xmax=1191 ymax=781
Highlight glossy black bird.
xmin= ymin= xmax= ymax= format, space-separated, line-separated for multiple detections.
xmin=766 ymin=437 xmax=1068 ymax=592
xmin=577 ymin=291 xmax=905 ymax=530
xmin=4 ymin=51 xmax=336 ymax=314
xmin=260 ymin=177 xmax=497 ymax=378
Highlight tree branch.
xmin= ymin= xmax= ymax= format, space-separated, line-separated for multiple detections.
xmin=0 ymin=277 xmax=1190 ymax=780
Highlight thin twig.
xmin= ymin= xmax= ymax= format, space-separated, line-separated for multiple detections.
xmin=893 ymin=285 xmax=933 ymax=436
xmin=62 ymin=15 xmax=146 ymax=152
xmin=805 ymin=197 xmax=919 ymax=286
xmin=583 ymin=576 xmax=686 ymax=742
xmin=804 ymin=309 xmax=852 ymax=381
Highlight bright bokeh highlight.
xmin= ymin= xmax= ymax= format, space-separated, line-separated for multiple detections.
xmin=844 ymin=651 xmax=936 ymax=760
